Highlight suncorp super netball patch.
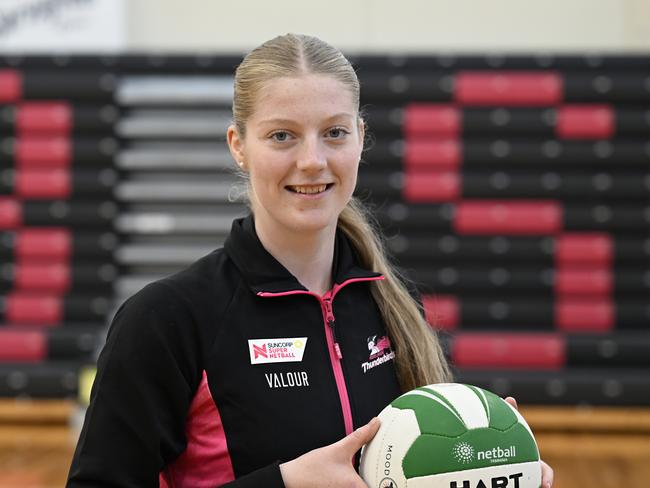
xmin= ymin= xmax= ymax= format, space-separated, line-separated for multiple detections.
xmin=248 ymin=337 xmax=308 ymax=364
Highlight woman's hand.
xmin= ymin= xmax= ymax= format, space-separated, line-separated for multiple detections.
xmin=505 ymin=397 xmax=554 ymax=488
xmin=281 ymin=401 xmax=554 ymax=488
xmin=280 ymin=417 xmax=380 ymax=488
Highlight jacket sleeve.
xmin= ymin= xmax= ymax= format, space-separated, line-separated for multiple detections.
xmin=66 ymin=281 xmax=289 ymax=488
xmin=67 ymin=282 xmax=203 ymax=487
xmin=221 ymin=462 xmax=285 ymax=488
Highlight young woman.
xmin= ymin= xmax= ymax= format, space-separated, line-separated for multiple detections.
xmin=67 ymin=33 xmax=553 ymax=488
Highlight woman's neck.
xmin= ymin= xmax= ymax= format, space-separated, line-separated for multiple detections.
xmin=254 ymin=217 xmax=336 ymax=296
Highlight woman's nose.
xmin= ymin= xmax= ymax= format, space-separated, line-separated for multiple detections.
xmin=296 ymin=137 xmax=327 ymax=171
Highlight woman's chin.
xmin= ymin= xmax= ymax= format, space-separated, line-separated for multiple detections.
xmin=281 ymin=211 xmax=339 ymax=234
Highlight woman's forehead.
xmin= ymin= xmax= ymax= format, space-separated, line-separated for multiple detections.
xmin=250 ymin=74 xmax=357 ymax=123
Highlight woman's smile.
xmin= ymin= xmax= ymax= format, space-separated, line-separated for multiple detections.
xmin=286 ymin=183 xmax=335 ymax=197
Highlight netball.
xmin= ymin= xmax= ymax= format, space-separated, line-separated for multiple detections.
xmin=360 ymin=383 xmax=541 ymax=488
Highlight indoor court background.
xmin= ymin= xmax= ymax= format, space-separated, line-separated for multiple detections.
xmin=0 ymin=1 xmax=649 ymax=486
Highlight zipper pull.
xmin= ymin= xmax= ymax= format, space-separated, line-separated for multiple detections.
xmin=324 ymin=298 xmax=343 ymax=359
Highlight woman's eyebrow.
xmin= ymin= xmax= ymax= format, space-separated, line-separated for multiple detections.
xmin=257 ymin=113 xmax=355 ymax=127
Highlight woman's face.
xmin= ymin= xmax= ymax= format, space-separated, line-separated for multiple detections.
xmin=228 ymin=74 xmax=364 ymax=237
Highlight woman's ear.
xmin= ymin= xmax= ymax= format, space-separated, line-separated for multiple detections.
xmin=227 ymin=124 xmax=246 ymax=169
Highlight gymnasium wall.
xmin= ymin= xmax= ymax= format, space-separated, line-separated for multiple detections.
xmin=0 ymin=0 xmax=648 ymax=407
xmin=125 ymin=0 xmax=650 ymax=52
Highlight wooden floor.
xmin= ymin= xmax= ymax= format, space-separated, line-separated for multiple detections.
xmin=0 ymin=426 xmax=73 ymax=488
xmin=0 ymin=400 xmax=76 ymax=488
xmin=525 ymin=406 xmax=650 ymax=488
xmin=1 ymin=400 xmax=649 ymax=487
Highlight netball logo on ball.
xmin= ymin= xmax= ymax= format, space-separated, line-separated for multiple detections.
xmin=453 ymin=441 xmax=475 ymax=464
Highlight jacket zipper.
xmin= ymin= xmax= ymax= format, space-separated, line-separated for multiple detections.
xmin=257 ymin=275 xmax=384 ymax=435
xmin=322 ymin=296 xmax=341 ymax=359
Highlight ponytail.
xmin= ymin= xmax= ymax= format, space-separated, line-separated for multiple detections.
xmin=338 ymin=198 xmax=452 ymax=392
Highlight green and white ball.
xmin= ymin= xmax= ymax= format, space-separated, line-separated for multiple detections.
xmin=360 ymin=383 xmax=541 ymax=488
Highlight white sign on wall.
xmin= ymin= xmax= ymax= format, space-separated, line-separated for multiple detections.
xmin=0 ymin=0 xmax=126 ymax=52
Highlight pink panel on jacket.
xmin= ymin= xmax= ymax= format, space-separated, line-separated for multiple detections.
xmin=159 ymin=370 xmax=236 ymax=487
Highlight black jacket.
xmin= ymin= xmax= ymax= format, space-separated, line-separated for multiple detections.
xmin=67 ymin=215 xmax=402 ymax=487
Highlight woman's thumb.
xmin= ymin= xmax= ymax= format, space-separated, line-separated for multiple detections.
xmin=339 ymin=417 xmax=381 ymax=454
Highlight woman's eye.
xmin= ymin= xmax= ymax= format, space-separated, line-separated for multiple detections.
xmin=327 ymin=127 xmax=348 ymax=139
xmin=271 ymin=131 xmax=290 ymax=142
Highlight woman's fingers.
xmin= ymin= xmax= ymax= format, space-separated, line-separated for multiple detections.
xmin=280 ymin=418 xmax=381 ymax=488
xmin=504 ymin=396 xmax=518 ymax=410
xmin=336 ymin=417 xmax=381 ymax=458
xmin=540 ymin=459 xmax=554 ymax=487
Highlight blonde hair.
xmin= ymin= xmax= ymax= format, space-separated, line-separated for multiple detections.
xmin=232 ymin=33 xmax=452 ymax=391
